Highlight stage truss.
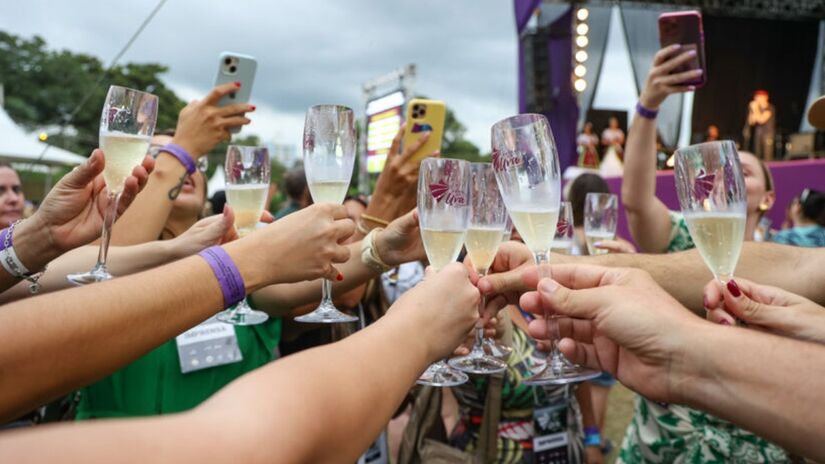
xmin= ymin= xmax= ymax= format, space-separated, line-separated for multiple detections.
xmin=554 ymin=1 xmax=825 ymax=21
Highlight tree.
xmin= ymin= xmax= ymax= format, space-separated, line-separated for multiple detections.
xmin=0 ymin=31 xmax=186 ymax=155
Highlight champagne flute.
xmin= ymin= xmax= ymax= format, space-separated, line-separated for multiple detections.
xmin=584 ymin=193 xmax=618 ymax=255
xmin=675 ymin=141 xmax=747 ymax=285
xmin=216 ymin=145 xmax=271 ymax=326
xmin=491 ymin=114 xmax=600 ymax=385
xmin=294 ymin=105 xmax=358 ymax=324
xmin=551 ymin=201 xmax=575 ymax=255
xmin=67 ymin=86 xmax=157 ymax=285
xmin=484 ymin=212 xmax=514 ymax=362
xmin=449 ymin=163 xmax=509 ymax=375
xmin=416 ymin=157 xmax=471 ymax=387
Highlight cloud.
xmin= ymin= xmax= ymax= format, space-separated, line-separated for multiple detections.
xmin=1 ymin=0 xmax=517 ymax=153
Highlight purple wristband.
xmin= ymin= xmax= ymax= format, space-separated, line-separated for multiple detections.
xmin=198 ymin=246 xmax=246 ymax=308
xmin=584 ymin=426 xmax=600 ymax=436
xmin=636 ymin=102 xmax=658 ymax=119
xmin=160 ymin=143 xmax=196 ymax=175
xmin=0 ymin=227 xmax=11 ymax=252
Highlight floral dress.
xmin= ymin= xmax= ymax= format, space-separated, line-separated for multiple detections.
xmin=450 ymin=327 xmax=584 ymax=463
xmin=617 ymin=212 xmax=790 ymax=463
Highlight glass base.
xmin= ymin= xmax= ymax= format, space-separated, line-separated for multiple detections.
xmin=67 ymin=266 xmax=112 ymax=286
xmin=294 ymin=301 xmax=358 ymax=324
xmin=448 ymin=352 xmax=507 ymax=375
xmin=522 ymin=352 xmax=601 ymax=386
xmin=416 ymin=360 xmax=469 ymax=387
xmin=484 ymin=339 xmax=513 ymax=361
xmin=216 ymin=308 xmax=269 ymax=326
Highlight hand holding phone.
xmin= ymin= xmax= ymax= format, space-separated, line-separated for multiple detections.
xmin=658 ymin=11 xmax=706 ymax=88
xmin=402 ymin=99 xmax=446 ymax=165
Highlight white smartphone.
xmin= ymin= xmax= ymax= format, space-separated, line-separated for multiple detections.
xmin=214 ymin=51 xmax=257 ymax=133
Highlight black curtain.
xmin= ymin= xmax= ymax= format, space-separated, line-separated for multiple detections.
xmin=692 ymin=15 xmax=819 ymax=143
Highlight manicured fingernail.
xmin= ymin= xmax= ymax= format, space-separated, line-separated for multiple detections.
xmin=727 ymin=280 xmax=742 ymax=298
xmin=703 ymin=295 xmax=709 ymax=309
xmin=720 ymin=319 xmax=731 ymax=326
xmin=687 ymin=49 xmax=697 ymax=56
xmin=688 ymin=86 xmax=696 ymax=91
xmin=249 ymin=105 xmax=256 ymax=111
xmin=593 ymin=241 xmax=603 ymax=247
xmin=336 ymin=272 xmax=344 ymax=281
xmin=539 ymin=278 xmax=558 ymax=293
xmin=693 ymin=69 xmax=703 ymax=74
xmin=234 ymin=81 xmax=242 ymax=88
xmin=671 ymin=44 xmax=681 ymax=50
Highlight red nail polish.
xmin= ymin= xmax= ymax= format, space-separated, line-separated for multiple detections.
xmin=336 ymin=273 xmax=344 ymax=281
xmin=727 ymin=280 xmax=742 ymax=297
xmin=249 ymin=105 xmax=256 ymax=111
xmin=234 ymin=81 xmax=242 ymax=88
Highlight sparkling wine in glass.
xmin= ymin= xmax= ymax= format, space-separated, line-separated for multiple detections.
xmin=449 ymin=163 xmax=509 ymax=375
xmin=416 ymin=157 xmax=471 ymax=387
xmin=295 ymin=105 xmax=358 ymax=324
xmin=551 ymin=201 xmax=575 ymax=255
xmin=67 ymin=86 xmax=157 ymax=285
xmin=675 ymin=141 xmax=747 ymax=283
xmin=584 ymin=193 xmax=618 ymax=256
xmin=491 ymin=113 xmax=600 ymax=385
xmin=216 ymin=145 xmax=271 ymax=326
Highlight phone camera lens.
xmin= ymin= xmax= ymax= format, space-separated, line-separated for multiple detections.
xmin=229 ymin=65 xmax=237 ymax=73
xmin=224 ymin=57 xmax=232 ymax=65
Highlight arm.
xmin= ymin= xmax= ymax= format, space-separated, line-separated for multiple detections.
xmin=110 ymin=83 xmax=254 ymax=246
xmin=0 ymin=263 xmax=479 ymax=464
xmin=0 ymin=210 xmax=235 ymax=304
xmin=0 ymin=204 xmax=354 ymax=421
xmin=575 ymin=383 xmax=604 ymax=464
xmin=623 ymin=45 xmax=699 ymax=253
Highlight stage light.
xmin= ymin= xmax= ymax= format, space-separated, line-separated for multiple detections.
xmin=576 ymin=35 xmax=589 ymax=48
xmin=577 ymin=8 xmax=589 ymax=21
xmin=576 ymin=23 xmax=589 ymax=35
xmin=574 ymin=78 xmax=587 ymax=92
xmin=575 ymin=50 xmax=588 ymax=62
xmin=575 ymin=65 xmax=586 ymax=77
xmin=38 ymin=132 xmax=48 ymax=142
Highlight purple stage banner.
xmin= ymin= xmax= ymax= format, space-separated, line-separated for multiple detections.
xmin=603 ymin=158 xmax=825 ymax=245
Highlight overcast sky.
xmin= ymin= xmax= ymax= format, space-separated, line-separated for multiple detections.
xmin=1 ymin=0 xmax=523 ymax=155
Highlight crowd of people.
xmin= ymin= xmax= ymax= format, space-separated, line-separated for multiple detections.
xmin=0 ymin=36 xmax=823 ymax=464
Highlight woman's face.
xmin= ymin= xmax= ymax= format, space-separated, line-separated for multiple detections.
xmin=609 ymin=118 xmax=619 ymax=129
xmin=739 ymin=152 xmax=774 ymax=218
xmin=172 ymin=170 xmax=207 ymax=219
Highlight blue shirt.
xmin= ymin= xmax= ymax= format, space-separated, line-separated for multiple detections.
xmin=771 ymin=225 xmax=825 ymax=248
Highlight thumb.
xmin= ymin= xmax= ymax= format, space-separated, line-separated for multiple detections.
xmin=392 ymin=209 xmax=418 ymax=234
xmin=537 ymin=278 xmax=602 ymax=320
xmin=62 ymin=150 xmax=105 ymax=189
xmin=221 ymin=205 xmax=239 ymax=243
xmin=424 ymin=265 xmax=437 ymax=279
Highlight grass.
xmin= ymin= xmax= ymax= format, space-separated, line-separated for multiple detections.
xmin=602 ymin=384 xmax=635 ymax=463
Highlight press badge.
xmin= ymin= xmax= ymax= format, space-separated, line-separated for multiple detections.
xmin=176 ymin=316 xmax=243 ymax=374
xmin=532 ymin=397 xmax=570 ymax=463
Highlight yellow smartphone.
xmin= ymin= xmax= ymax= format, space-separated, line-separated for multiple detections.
xmin=403 ymin=98 xmax=446 ymax=164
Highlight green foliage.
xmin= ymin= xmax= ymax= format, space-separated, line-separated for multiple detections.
xmin=0 ymin=31 xmax=186 ymax=156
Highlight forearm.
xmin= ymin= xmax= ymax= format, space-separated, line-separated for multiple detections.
xmin=575 ymin=382 xmax=598 ymax=430
xmin=251 ymin=241 xmax=378 ymax=315
xmin=622 ymin=116 xmax=672 ymax=252
xmin=0 ymin=298 xmax=431 ymax=463
xmin=0 ymin=255 xmax=222 ymax=421
xmin=677 ymin=325 xmax=825 ymax=461
xmin=0 ymin=241 xmax=178 ymax=304
xmin=110 ymin=155 xmax=187 ymax=246
xmin=0 ymin=216 xmax=63 ymax=293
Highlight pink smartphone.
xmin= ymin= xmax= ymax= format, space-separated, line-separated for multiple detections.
xmin=658 ymin=11 xmax=707 ymax=88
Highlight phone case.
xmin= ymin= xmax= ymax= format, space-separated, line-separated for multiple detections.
xmin=403 ymin=99 xmax=446 ymax=164
xmin=214 ymin=52 xmax=257 ymax=133
xmin=658 ymin=11 xmax=706 ymax=88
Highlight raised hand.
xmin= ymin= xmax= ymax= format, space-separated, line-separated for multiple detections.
xmin=639 ymin=44 xmax=703 ymax=111
xmin=373 ymin=209 xmax=425 ymax=266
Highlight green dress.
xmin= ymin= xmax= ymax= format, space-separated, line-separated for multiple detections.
xmin=76 ymin=309 xmax=281 ymax=419
xmin=617 ymin=212 xmax=790 ymax=463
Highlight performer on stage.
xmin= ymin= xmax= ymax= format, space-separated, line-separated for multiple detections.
xmin=577 ymin=121 xmax=600 ymax=168
xmin=743 ymin=90 xmax=776 ymax=160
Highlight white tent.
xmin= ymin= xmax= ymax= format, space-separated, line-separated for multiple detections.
xmin=0 ymin=107 xmax=87 ymax=167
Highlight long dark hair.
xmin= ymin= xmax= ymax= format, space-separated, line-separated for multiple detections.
xmin=569 ymin=173 xmax=611 ymax=227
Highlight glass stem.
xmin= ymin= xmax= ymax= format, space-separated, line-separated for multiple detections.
xmin=535 ymin=250 xmax=562 ymax=373
xmin=471 ymin=268 xmax=489 ymax=357
xmin=321 ymin=278 xmax=333 ymax=306
xmin=94 ymin=192 xmax=121 ymax=271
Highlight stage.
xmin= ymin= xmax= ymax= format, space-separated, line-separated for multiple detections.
xmin=603 ymin=158 xmax=825 ymax=245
